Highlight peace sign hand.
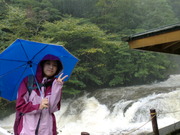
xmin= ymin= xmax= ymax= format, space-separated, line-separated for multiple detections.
xmin=56 ymin=73 xmax=68 ymax=84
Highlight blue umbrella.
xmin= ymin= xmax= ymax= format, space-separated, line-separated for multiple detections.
xmin=0 ymin=39 xmax=79 ymax=101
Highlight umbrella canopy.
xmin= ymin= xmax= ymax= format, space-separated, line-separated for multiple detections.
xmin=0 ymin=39 xmax=79 ymax=101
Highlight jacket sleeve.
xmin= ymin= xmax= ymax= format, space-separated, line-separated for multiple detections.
xmin=48 ymin=79 xmax=63 ymax=113
xmin=16 ymin=78 xmax=40 ymax=114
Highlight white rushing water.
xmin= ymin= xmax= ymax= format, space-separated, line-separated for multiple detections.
xmin=1 ymin=74 xmax=180 ymax=135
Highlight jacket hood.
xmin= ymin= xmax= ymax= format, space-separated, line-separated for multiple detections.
xmin=36 ymin=54 xmax=63 ymax=82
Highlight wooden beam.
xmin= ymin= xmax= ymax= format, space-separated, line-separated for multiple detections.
xmin=171 ymin=41 xmax=180 ymax=52
xmin=129 ymin=30 xmax=180 ymax=49
xmin=161 ymin=41 xmax=179 ymax=50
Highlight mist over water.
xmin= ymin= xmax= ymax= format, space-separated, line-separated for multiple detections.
xmin=1 ymin=74 xmax=180 ymax=135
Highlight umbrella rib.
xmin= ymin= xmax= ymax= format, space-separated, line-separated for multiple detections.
xmin=19 ymin=39 xmax=31 ymax=61
xmin=31 ymin=45 xmax=48 ymax=61
xmin=0 ymin=63 xmax=27 ymax=78
xmin=0 ymin=59 xmax=27 ymax=62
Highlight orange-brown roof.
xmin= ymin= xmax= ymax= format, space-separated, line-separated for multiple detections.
xmin=124 ymin=24 xmax=180 ymax=54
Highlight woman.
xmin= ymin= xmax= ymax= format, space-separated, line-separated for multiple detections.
xmin=14 ymin=54 xmax=68 ymax=135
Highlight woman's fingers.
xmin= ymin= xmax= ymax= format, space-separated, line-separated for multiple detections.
xmin=57 ymin=73 xmax=68 ymax=83
xmin=58 ymin=73 xmax=63 ymax=79
xmin=43 ymin=104 xmax=48 ymax=108
xmin=39 ymin=98 xmax=49 ymax=109
xmin=61 ymin=75 xmax=68 ymax=80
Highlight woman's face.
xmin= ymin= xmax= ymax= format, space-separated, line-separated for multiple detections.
xmin=43 ymin=60 xmax=58 ymax=77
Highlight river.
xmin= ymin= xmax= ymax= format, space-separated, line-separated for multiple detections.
xmin=1 ymin=74 xmax=180 ymax=135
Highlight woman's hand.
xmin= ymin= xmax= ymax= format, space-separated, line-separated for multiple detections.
xmin=39 ymin=98 xmax=49 ymax=109
xmin=56 ymin=73 xmax=68 ymax=84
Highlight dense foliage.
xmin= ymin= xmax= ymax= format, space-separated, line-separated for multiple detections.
xmin=0 ymin=0 xmax=180 ymax=99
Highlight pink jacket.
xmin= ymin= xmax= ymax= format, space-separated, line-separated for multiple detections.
xmin=15 ymin=55 xmax=63 ymax=135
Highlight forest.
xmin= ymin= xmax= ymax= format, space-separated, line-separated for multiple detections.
xmin=0 ymin=0 xmax=180 ymax=98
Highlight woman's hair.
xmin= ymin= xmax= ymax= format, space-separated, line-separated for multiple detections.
xmin=40 ymin=60 xmax=63 ymax=77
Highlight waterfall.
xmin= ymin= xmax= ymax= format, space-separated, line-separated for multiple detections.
xmin=1 ymin=74 xmax=180 ymax=135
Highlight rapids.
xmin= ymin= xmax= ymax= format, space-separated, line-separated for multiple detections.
xmin=1 ymin=74 xmax=180 ymax=135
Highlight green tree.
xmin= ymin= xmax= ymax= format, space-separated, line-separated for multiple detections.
xmin=167 ymin=0 xmax=180 ymax=20
xmin=38 ymin=17 xmax=121 ymax=93
xmin=0 ymin=6 xmax=30 ymax=52
xmin=0 ymin=0 xmax=8 ymax=20
xmin=51 ymin=0 xmax=98 ymax=18
xmin=10 ymin=0 xmax=61 ymax=21
xmin=89 ymin=0 xmax=178 ymax=34
xmin=137 ymin=0 xmax=178 ymax=30
xmin=0 ymin=0 xmax=178 ymax=92
xmin=106 ymin=43 xmax=171 ymax=86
